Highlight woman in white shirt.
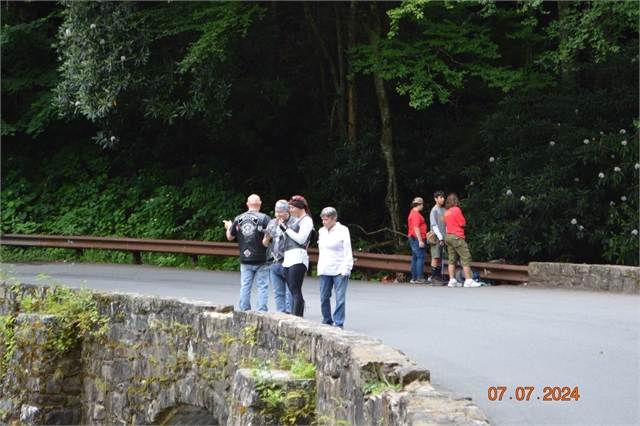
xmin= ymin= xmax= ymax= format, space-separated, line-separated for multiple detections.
xmin=279 ymin=195 xmax=314 ymax=317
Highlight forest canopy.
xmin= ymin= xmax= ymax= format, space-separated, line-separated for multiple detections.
xmin=2 ymin=0 xmax=638 ymax=266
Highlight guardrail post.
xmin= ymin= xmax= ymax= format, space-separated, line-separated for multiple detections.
xmin=75 ymin=249 xmax=83 ymax=261
xmin=132 ymin=251 xmax=142 ymax=265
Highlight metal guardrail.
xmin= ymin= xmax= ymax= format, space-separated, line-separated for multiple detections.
xmin=0 ymin=234 xmax=529 ymax=283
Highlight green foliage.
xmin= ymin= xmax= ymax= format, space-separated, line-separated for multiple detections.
xmin=1 ymin=137 xmax=245 ymax=243
xmin=352 ymin=1 xmax=552 ymax=110
xmin=53 ymin=1 xmax=266 ymax=147
xmin=252 ymin=358 xmax=317 ymax=426
xmin=0 ymin=315 xmax=17 ymax=379
xmin=363 ymin=362 xmax=402 ymax=397
xmin=462 ymin=75 xmax=639 ymax=265
xmin=53 ymin=0 xmax=149 ymax=145
xmin=363 ymin=378 xmax=402 ymax=397
xmin=2 ymin=0 xmax=637 ymax=270
xmin=537 ymin=1 xmax=639 ymax=73
xmin=290 ymin=352 xmax=316 ymax=380
xmin=24 ymin=276 xmax=108 ymax=354
xmin=1 ymin=2 xmax=61 ymax=138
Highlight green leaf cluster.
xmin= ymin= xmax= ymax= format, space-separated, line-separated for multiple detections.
xmin=461 ymin=53 xmax=639 ymax=265
xmin=251 ymin=353 xmax=317 ymax=425
xmin=23 ymin=277 xmax=108 ymax=354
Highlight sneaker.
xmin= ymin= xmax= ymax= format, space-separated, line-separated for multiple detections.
xmin=448 ymin=279 xmax=462 ymax=287
xmin=464 ymin=279 xmax=482 ymax=288
xmin=410 ymin=278 xmax=418 ymax=283
xmin=414 ymin=277 xmax=429 ymax=284
xmin=431 ymin=277 xmax=447 ymax=286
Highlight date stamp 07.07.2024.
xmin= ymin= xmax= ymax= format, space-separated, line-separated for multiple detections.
xmin=487 ymin=386 xmax=580 ymax=402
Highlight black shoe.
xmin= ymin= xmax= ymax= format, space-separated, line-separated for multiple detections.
xmin=431 ymin=277 xmax=447 ymax=286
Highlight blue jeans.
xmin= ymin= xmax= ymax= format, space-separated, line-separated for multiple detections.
xmin=239 ymin=263 xmax=269 ymax=311
xmin=269 ymin=263 xmax=292 ymax=313
xmin=319 ymin=274 xmax=349 ymax=328
xmin=409 ymin=236 xmax=426 ymax=279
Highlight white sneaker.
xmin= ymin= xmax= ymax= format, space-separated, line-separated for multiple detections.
xmin=464 ymin=279 xmax=482 ymax=288
xmin=448 ymin=279 xmax=462 ymax=287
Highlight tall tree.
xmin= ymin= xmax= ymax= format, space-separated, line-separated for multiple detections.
xmin=362 ymin=2 xmax=403 ymax=243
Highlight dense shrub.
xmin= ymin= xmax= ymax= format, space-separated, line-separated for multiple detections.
xmin=1 ymin=141 xmax=244 ymax=243
xmin=462 ymin=92 xmax=638 ymax=265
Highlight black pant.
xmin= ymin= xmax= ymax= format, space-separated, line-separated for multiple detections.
xmin=284 ymin=263 xmax=306 ymax=317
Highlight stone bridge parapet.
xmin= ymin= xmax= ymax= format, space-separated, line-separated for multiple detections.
xmin=528 ymin=262 xmax=639 ymax=293
xmin=0 ymin=282 xmax=489 ymax=425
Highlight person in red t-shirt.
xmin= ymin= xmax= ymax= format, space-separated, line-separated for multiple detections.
xmin=407 ymin=197 xmax=427 ymax=283
xmin=443 ymin=193 xmax=481 ymax=288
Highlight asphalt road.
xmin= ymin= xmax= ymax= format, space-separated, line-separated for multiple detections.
xmin=3 ymin=261 xmax=639 ymax=426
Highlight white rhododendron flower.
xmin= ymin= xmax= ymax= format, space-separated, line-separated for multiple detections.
xmin=571 ymin=218 xmax=577 ymax=225
xmin=599 ymin=173 xmax=605 ymax=178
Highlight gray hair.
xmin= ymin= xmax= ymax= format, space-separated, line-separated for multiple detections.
xmin=320 ymin=206 xmax=338 ymax=219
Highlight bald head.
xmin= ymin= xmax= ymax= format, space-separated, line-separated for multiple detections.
xmin=247 ymin=194 xmax=262 ymax=211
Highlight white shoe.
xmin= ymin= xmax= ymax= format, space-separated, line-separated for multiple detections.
xmin=464 ymin=279 xmax=482 ymax=288
xmin=448 ymin=279 xmax=462 ymax=287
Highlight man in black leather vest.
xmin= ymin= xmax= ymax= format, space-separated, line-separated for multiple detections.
xmin=223 ymin=194 xmax=271 ymax=311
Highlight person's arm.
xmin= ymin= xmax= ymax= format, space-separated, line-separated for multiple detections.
xmin=340 ymin=226 xmax=354 ymax=277
xmin=413 ymin=226 xmax=424 ymax=247
xmin=430 ymin=209 xmax=444 ymax=241
xmin=284 ymin=216 xmax=313 ymax=245
xmin=223 ymin=220 xmax=236 ymax=241
xmin=262 ymin=218 xmax=274 ymax=247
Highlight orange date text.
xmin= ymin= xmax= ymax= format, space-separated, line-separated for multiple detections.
xmin=487 ymin=386 xmax=580 ymax=401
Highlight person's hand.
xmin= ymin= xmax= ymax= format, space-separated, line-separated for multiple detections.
xmin=439 ymin=240 xmax=445 ymax=246
xmin=418 ymin=240 xmax=425 ymax=248
xmin=223 ymin=220 xmax=232 ymax=230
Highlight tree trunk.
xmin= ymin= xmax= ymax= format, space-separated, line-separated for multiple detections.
xmin=347 ymin=0 xmax=357 ymax=146
xmin=364 ymin=3 xmax=402 ymax=245
xmin=303 ymin=1 xmax=347 ymax=141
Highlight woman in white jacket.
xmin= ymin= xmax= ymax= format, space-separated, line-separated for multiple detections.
xmin=279 ymin=195 xmax=314 ymax=317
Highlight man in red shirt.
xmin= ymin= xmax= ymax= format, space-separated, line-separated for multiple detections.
xmin=443 ymin=193 xmax=481 ymax=288
xmin=407 ymin=197 xmax=428 ymax=283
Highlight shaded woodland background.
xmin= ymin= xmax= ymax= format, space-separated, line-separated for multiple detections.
xmin=2 ymin=1 xmax=638 ymax=267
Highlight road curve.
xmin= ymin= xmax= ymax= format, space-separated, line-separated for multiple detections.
xmin=3 ymin=261 xmax=639 ymax=426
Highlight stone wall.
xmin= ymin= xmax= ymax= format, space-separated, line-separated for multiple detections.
xmin=528 ymin=262 xmax=639 ymax=293
xmin=1 ymin=282 xmax=489 ymax=425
